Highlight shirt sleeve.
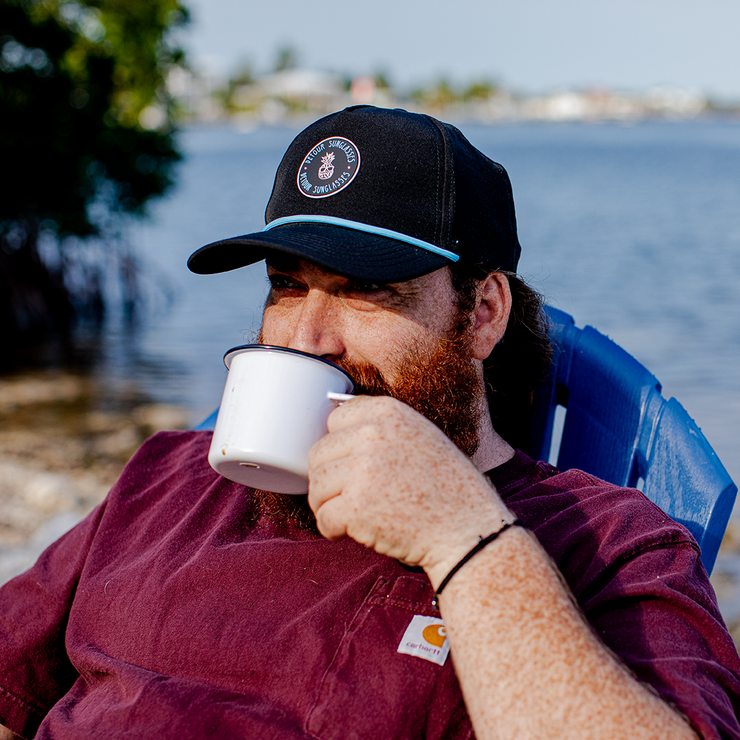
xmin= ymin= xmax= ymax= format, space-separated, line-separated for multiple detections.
xmin=579 ymin=539 xmax=740 ymax=740
xmin=0 ymin=501 xmax=107 ymax=739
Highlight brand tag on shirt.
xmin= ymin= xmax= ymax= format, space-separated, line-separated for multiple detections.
xmin=397 ymin=615 xmax=450 ymax=666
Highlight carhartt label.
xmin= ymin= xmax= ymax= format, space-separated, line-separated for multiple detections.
xmin=397 ymin=615 xmax=449 ymax=666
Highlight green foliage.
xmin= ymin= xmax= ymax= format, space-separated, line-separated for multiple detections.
xmin=373 ymin=70 xmax=391 ymax=91
xmin=463 ymin=80 xmax=498 ymax=101
xmin=274 ymin=45 xmax=297 ymax=72
xmin=409 ymin=78 xmax=459 ymax=109
xmin=216 ymin=60 xmax=256 ymax=113
xmin=1 ymin=0 xmax=188 ymax=235
xmin=0 ymin=0 xmax=188 ymax=347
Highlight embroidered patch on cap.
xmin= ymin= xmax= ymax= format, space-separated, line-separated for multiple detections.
xmin=397 ymin=615 xmax=450 ymax=666
xmin=297 ymin=136 xmax=360 ymax=198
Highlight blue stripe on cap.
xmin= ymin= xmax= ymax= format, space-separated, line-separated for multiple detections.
xmin=263 ymin=215 xmax=460 ymax=263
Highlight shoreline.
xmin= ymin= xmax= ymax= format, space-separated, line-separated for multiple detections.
xmin=0 ymin=370 xmax=189 ymax=582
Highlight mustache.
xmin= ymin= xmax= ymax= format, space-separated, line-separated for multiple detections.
xmin=333 ymin=356 xmax=391 ymax=397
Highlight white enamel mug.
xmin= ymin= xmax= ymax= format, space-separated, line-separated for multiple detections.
xmin=208 ymin=345 xmax=355 ymax=494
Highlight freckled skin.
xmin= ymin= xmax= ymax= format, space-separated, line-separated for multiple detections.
xmin=260 ymin=258 xmax=697 ymax=740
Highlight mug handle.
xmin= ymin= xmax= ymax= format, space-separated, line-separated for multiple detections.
xmin=328 ymin=391 xmax=355 ymax=404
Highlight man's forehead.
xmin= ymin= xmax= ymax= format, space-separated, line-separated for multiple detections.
xmin=265 ymin=253 xmax=311 ymax=274
xmin=265 ymin=254 xmax=355 ymax=287
xmin=264 ymin=252 xmax=385 ymax=284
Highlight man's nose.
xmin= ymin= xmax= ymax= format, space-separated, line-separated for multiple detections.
xmin=287 ymin=289 xmax=345 ymax=360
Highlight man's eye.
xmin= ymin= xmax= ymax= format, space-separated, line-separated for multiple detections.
xmin=340 ymin=281 xmax=395 ymax=311
xmin=268 ymin=275 xmax=302 ymax=291
xmin=346 ymin=281 xmax=386 ymax=294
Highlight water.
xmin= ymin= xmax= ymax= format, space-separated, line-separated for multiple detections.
xmin=95 ymin=119 xmax=740 ymax=491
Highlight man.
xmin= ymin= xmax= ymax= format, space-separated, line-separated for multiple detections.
xmin=1 ymin=106 xmax=739 ymax=739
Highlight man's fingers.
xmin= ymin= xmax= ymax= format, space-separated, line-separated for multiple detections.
xmin=308 ymin=392 xmax=498 ymax=566
xmin=326 ymin=394 xmax=404 ymax=433
xmin=308 ymin=456 xmax=353 ymax=540
xmin=308 ymin=455 xmax=344 ymax=508
xmin=312 ymin=495 xmax=351 ymax=541
xmin=310 ymin=402 xmax=390 ymax=470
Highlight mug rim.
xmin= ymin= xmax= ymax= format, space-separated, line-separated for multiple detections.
xmin=223 ymin=344 xmax=355 ymax=390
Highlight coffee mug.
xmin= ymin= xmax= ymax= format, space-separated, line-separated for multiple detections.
xmin=208 ymin=345 xmax=355 ymax=493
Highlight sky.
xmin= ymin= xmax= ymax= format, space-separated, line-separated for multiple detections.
xmin=181 ymin=0 xmax=740 ymax=100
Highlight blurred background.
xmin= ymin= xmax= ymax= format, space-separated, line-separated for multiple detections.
xmin=1 ymin=0 xmax=739 ymax=631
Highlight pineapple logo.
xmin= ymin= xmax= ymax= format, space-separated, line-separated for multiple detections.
xmin=297 ymin=136 xmax=360 ymax=198
xmin=317 ymin=152 xmax=335 ymax=180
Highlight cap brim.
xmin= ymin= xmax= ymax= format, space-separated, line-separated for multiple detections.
xmin=187 ymin=223 xmax=452 ymax=282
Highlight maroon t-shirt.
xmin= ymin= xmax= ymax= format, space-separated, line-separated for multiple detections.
xmin=1 ymin=430 xmax=739 ymax=739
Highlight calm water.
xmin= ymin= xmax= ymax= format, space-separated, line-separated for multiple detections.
xmin=93 ymin=118 xmax=740 ymax=489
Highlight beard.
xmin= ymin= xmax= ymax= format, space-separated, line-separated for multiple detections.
xmin=253 ymin=317 xmax=484 ymax=529
xmin=334 ymin=330 xmax=482 ymax=459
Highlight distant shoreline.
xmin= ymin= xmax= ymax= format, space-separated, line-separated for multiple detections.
xmin=180 ymin=109 xmax=740 ymax=133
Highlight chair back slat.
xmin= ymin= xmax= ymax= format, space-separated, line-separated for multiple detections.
xmin=557 ymin=325 xmax=660 ymax=487
xmin=642 ymin=398 xmax=737 ymax=572
xmin=536 ymin=306 xmax=737 ymax=573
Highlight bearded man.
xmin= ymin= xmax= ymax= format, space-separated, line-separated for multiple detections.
xmin=1 ymin=107 xmax=739 ymax=740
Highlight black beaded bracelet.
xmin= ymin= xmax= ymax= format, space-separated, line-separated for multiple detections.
xmin=431 ymin=519 xmax=524 ymax=609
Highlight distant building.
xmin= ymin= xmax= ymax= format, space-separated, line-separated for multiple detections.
xmin=232 ymin=69 xmax=348 ymax=121
xmin=643 ymin=86 xmax=706 ymax=118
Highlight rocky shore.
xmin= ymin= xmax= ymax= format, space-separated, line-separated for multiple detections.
xmin=2 ymin=370 xmax=740 ymax=650
xmin=0 ymin=370 xmax=189 ymax=583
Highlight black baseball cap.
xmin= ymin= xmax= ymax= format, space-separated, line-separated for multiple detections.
xmin=187 ymin=105 xmax=522 ymax=282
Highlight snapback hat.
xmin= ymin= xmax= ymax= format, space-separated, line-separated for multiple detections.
xmin=187 ymin=105 xmax=522 ymax=282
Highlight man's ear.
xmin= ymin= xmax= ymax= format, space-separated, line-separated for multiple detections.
xmin=471 ymin=273 xmax=512 ymax=361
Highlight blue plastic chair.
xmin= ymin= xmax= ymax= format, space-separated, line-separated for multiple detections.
xmin=196 ymin=408 xmax=219 ymax=432
xmin=531 ymin=306 xmax=737 ymax=574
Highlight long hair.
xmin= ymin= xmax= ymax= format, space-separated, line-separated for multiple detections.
xmin=450 ymin=264 xmax=553 ymax=454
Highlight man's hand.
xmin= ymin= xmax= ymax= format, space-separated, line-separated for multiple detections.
xmin=307 ymin=395 xmax=511 ymax=583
